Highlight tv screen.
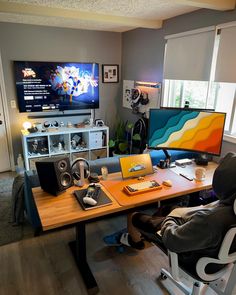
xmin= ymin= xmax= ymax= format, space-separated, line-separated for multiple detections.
xmin=14 ymin=61 xmax=99 ymax=112
xmin=148 ymin=109 xmax=226 ymax=156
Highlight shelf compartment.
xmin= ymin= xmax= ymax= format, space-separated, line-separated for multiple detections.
xmin=71 ymin=151 xmax=89 ymax=161
xmin=70 ymin=132 xmax=89 ymax=151
xmin=90 ymin=149 xmax=107 ymax=160
xmin=49 ymin=134 xmax=70 ymax=154
xmin=29 ymin=156 xmax=49 ymax=170
xmin=26 ymin=136 xmax=49 ymax=156
xmin=89 ymin=131 xmax=104 ymax=149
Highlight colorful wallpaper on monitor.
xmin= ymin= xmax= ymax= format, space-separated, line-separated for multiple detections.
xmin=148 ymin=109 xmax=226 ymax=155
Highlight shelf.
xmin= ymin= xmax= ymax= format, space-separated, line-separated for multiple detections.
xmin=21 ymin=125 xmax=109 ymax=170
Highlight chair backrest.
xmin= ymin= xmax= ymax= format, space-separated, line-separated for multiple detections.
xmin=196 ymin=199 xmax=236 ymax=282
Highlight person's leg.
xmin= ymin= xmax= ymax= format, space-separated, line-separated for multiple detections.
xmin=127 ymin=212 xmax=142 ymax=243
xmin=103 ymin=212 xmax=145 ymax=250
xmin=119 ymin=212 xmax=165 ymax=249
xmin=104 ymin=211 xmax=165 ymax=250
xmin=131 ymin=212 xmax=165 ymax=234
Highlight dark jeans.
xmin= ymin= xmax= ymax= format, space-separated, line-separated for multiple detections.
xmin=132 ymin=213 xmax=166 ymax=234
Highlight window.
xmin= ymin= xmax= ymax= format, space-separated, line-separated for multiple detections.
xmin=162 ymin=23 xmax=236 ymax=140
xmin=163 ymin=80 xmax=209 ymax=108
xmin=163 ymin=80 xmax=236 ymax=137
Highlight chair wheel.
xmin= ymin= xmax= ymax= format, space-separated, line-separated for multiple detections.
xmin=160 ymin=272 xmax=167 ymax=280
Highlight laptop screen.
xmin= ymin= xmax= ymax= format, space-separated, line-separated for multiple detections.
xmin=119 ymin=154 xmax=154 ymax=179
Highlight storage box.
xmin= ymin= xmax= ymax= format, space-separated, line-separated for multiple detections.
xmin=89 ymin=132 xmax=103 ymax=149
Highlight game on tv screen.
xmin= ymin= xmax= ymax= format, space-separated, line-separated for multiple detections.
xmin=14 ymin=61 xmax=99 ymax=112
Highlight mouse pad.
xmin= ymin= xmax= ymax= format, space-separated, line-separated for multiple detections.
xmin=74 ymin=189 xmax=112 ymax=210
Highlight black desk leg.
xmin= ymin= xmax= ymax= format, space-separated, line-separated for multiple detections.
xmin=69 ymin=222 xmax=99 ymax=295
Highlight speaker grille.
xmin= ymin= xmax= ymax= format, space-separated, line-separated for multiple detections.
xmin=60 ymin=172 xmax=72 ymax=188
xmin=57 ymin=159 xmax=68 ymax=172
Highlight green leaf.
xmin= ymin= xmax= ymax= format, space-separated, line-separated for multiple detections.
xmin=108 ymin=139 xmax=116 ymax=148
xmin=132 ymin=133 xmax=141 ymax=141
xmin=127 ymin=122 xmax=134 ymax=130
xmin=119 ymin=142 xmax=128 ymax=153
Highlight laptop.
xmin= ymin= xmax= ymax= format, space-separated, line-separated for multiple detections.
xmin=119 ymin=154 xmax=154 ymax=179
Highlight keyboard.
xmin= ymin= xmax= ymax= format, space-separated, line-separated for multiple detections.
xmin=123 ymin=180 xmax=162 ymax=196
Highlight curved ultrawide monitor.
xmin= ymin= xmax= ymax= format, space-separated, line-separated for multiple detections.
xmin=148 ymin=108 xmax=226 ymax=156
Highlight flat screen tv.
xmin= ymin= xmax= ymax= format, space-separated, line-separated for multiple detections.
xmin=14 ymin=61 xmax=99 ymax=112
xmin=148 ymin=108 xmax=226 ymax=156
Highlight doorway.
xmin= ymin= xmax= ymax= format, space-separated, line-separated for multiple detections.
xmin=0 ymin=87 xmax=11 ymax=172
xmin=0 ymin=53 xmax=13 ymax=172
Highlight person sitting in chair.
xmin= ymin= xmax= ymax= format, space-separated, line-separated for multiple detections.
xmin=104 ymin=152 xmax=236 ymax=269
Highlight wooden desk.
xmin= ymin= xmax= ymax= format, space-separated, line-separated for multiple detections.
xmin=32 ymin=162 xmax=217 ymax=294
xmin=33 ymin=185 xmax=122 ymax=231
xmin=101 ymin=162 xmax=217 ymax=207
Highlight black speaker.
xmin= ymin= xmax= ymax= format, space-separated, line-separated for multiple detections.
xmin=35 ymin=156 xmax=73 ymax=195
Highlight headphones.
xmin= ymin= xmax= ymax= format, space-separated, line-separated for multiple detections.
xmin=131 ymin=88 xmax=149 ymax=110
xmin=71 ymin=158 xmax=90 ymax=181
xmin=44 ymin=121 xmax=59 ymax=129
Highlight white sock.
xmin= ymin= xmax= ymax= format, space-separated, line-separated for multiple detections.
xmin=120 ymin=233 xmax=130 ymax=246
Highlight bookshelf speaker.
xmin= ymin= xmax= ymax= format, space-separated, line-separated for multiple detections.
xmin=35 ymin=156 xmax=72 ymax=195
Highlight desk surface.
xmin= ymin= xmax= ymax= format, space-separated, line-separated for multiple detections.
xmin=33 ymin=162 xmax=217 ymax=231
xmin=33 ymin=185 xmax=122 ymax=231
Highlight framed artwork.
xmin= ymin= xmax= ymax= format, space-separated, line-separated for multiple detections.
xmin=102 ymin=64 xmax=119 ymax=83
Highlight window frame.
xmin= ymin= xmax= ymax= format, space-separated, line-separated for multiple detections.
xmin=162 ymin=23 xmax=236 ymax=142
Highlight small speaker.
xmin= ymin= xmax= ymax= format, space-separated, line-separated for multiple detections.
xmin=35 ymin=156 xmax=73 ymax=195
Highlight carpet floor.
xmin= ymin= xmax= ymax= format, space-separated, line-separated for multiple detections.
xmin=0 ymin=175 xmax=34 ymax=246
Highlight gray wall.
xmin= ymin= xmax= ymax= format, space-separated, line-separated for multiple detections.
xmin=0 ymin=22 xmax=121 ymax=162
xmin=1 ymin=7 xmax=236 ymax=162
xmin=121 ymin=8 xmax=236 ymax=155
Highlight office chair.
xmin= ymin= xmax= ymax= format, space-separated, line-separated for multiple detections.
xmin=139 ymin=199 xmax=236 ymax=295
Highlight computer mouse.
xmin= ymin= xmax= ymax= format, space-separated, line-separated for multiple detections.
xmin=83 ymin=196 xmax=97 ymax=206
xmin=162 ymin=180 xmax=172 ymax=187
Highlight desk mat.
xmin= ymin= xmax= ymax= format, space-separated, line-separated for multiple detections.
xmin=74 ymin=189 xmax=112 ymax=210
xmin=101 ymin=168 xmax=211 ymax=207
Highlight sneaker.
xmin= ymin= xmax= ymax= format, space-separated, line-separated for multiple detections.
xmin=120 ymin=232 xmax=145 ymax=250
xmin=103 ymin=228 xmax=127 ymax=246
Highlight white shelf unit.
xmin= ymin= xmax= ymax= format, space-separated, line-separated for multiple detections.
xmin=21 ymin=125 xmax=109 ymax=170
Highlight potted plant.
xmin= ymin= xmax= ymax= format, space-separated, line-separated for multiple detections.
xmin=109 ymin=120 xmax=141 ymax=155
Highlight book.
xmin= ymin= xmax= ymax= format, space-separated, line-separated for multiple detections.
xmin=74 ymin=189 xmax=112 ymax=210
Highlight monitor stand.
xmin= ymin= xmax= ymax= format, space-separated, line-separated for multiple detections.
xmin=157 ymin=149 xmax=175 ymax=169
xmin=195 ymin=154 xmax=209 ymax=166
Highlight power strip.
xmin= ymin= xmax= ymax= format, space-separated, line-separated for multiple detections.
xmin=175 ymin=158 xmax=192 ymax=166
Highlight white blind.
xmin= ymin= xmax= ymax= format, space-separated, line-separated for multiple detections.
xmin=215 ymin=25 xmax=236 ymax=83
xmin=164 ymin=28 xmax=215 ymax=81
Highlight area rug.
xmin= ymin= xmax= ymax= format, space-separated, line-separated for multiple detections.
xmin=0 ymin=178 xmax=14 ymax=193
xmin=0 ymin=178 xmax=34 ymax=246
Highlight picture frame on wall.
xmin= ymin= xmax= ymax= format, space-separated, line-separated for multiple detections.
xmin=102 ymin=64 xmax=119 ymax=83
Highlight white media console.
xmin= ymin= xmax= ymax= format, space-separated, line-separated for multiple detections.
xmin=21 ymin=125 xmax=109 ymax=170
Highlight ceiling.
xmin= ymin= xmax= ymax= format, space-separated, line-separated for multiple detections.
xmin=0 ymin=0 xmax=235 ymax=32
